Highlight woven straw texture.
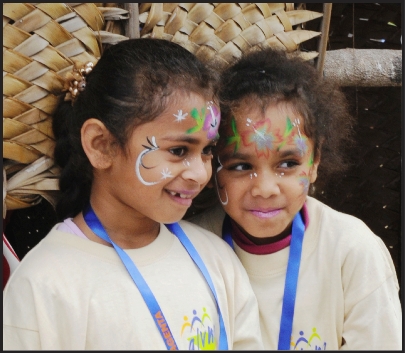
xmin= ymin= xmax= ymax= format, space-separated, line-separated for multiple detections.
xmin=3 ymin=3 xmax=129 ymax=216
xmin=3 ymin=3 xmax=324 ymax=216
xmin=138 ymin=3 xmax=323 ymax=68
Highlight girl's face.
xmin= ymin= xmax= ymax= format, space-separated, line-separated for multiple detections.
xmin=105 ymin=93 xmax=220 ymax=224
xmin=215 ymin=102 xmax=319 ymax=242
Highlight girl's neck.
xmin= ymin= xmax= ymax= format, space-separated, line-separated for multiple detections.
xmin=73 ymin=198 xmax=160 ymax=249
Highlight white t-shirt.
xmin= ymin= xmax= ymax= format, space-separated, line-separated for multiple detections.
xmin=3 ymin=220 xmax=263 ymax=350
xmin=189 ymin=196 xmax=402 ymax=350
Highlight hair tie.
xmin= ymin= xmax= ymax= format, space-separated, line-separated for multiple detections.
xmin=63 ymin=61 xmax=94 ymax=105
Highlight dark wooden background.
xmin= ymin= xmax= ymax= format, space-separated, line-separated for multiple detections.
xmin=301 ymin=3 xmax=402 ymax=302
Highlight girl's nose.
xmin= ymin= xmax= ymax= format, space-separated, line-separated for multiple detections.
xmin=181 ymin=156 xmax=210 ymax=185
xmin=250 ymin=170 xmax=281 ymax=198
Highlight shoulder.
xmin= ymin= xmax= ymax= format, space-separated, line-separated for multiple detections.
xmin=5 ymin=224 xmax=98 ymax=284
xmin=306 ymin=196 xmax=377 ymax=241
xmin=178 ymin=219 xmax=229 ymax=249
xmin=305 ymin=196 xmax=398 ymax=284
xmin=177 ymin=219 xmax=243 ymax=268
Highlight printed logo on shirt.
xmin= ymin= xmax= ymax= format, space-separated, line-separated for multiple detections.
xmin=181 ymin=307 xmax=216 ymax=350
xmin=291 ymin=327 xmax=327 ymax=350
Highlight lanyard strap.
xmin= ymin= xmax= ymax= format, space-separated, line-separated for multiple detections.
xmin=221 ymin=214 xmax=234 ymax=250
xmin=83 ymin=205 xmax=228 ymax=350
xmin=83 ymin=205 xmax=178 ymax=350
xmin=278 ymin=211 xmax=305 ymax=350
xmin=221 ymin=211 xmax=305 ymax=350
xmin=165 ymin=222 xmax=228 ymax=350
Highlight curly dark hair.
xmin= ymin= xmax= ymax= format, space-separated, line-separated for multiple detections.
xmin=185 ymin=48 xmax=355 ymax=218
xmin=52 ymin=38 xmax=219 ymax=221
xmin=218 ymin=48 xmax=355 ymax=191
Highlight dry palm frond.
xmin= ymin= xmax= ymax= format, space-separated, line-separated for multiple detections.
xmin=138 ymin=3 xmax=322 ymax=68
xmin=3 ymin=3 xmax=129 ymax=215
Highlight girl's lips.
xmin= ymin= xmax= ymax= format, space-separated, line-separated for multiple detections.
xmin=250 ymin=208 xmax=281 ymax=219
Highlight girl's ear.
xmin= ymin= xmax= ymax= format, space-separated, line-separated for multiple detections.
xmin=81 ymin=118 xmax=114 ymax=169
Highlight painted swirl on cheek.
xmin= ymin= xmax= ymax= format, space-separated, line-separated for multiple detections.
xmin=215 ymin=156 xmax=228 ymax=205
xmin=135 ymin=136 xmax=174 ymax=186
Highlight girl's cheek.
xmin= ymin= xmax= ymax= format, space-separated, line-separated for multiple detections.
xmin=297 ymin=169 xmax=311 ymax=195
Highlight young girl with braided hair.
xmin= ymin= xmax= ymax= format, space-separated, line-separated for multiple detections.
xmin=3 ymin=38 xmax=263 ymax=350
xmin=188 ymin=47 xmax=402 ymax=350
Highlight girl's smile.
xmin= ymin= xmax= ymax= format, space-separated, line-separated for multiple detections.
xmin=249 ymin=208 xmax=282 ymax=219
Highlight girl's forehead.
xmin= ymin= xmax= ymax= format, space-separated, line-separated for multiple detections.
xmin=231 ymin=103 xmax=304 ymax=130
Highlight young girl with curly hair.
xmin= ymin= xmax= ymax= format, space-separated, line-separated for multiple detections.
xmin=188 ymin=48 xmax=402 ymax=350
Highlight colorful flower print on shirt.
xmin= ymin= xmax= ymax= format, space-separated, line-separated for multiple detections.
xmin=181 ymin=307 xmax=216 ymax=350
xmin=291 ymin=327 xmax=327 ymax=350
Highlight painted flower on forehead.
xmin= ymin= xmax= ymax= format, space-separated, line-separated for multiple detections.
xmin=187 ymin=107 xmax=206 ymax=134
xmin=308 ymin=152 xmax=314 ymax=167
xmin=293 ymin=135 xmax=308 ymax=156
xmin=277 ymin=116 xmax=294 ymax=150
xmin=173 ymin=109 xmax=188 ymax=122
xmin=204 ymin=104 xmax=221 ymax=139
xmin=226 ymin=117 xmax=241 ymax=153
xmin=242 ymin=118 xmax=280 ymax=158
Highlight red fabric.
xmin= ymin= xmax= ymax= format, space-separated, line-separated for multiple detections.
xmin=230 ymin=203 xmax=309 ymax=255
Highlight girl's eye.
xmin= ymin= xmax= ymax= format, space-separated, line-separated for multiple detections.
xmin=279 ymin=160 xmax=299 ymax=168
xmin=202 ymin=144 xmax=215 ymax=156
xmin=230 ymin=163 xmax=252 ymax=171
xmin=169 ymin=147 xmax=187 ymax=157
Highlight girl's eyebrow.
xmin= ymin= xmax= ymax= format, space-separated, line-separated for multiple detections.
xmin=162 ymin=135 xmax=218 ymax=145
xmin=278 ymin=148 xmax=302 ymax=158
xmin=219 ymin=151 xmax=250 ymax=161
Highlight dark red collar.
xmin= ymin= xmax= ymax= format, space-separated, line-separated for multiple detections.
xmin=230 ymin=204 xmax=309 ymax=255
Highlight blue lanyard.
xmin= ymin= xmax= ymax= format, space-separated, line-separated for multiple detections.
xmin=83 ymin=204 xmax=228 ymax=350
xmin=222 ymin=212 xmax=305 ymax=350
xmin=221 ymin=214 xmax=234 ymax=250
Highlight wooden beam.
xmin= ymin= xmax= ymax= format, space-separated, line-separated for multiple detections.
xmin=323 ymin=49 xmax=402 ymax=86
xmin=124 ymin=3 xmax=140 ymax=39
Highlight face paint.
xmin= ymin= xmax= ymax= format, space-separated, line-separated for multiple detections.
xmin=215 ymin=156 xmax=228 ymax=205
xmin=135 ymin=137 xmax=178 ymax=185
xmin=298 ymin=170 xmax=310 ymax=194
xmin=186 ymin=107 xmax=206 ymax=134
xmin=226 ymin=117 xmax=241 ymax=153
xmin=215 ymin=102 xmax=320 ymax=240
xmin=135 ymin=136 xmax=161 ymax=186
xmin=160 ymin=168 xmax=173 ymax=180
xmin=173 ymin=109 xmax=188 ymax=122
xmin=204 ymin=103 xmax=221 ymax=139
xmin=241 ymin=118 xmax=281 ymax=158
xmin=308 ymin=152 xmax=314 ymax=167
